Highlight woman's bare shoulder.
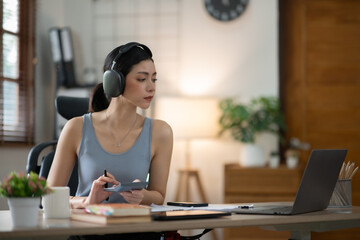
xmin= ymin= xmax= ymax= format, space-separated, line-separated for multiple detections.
xmin=64 ymin=116 xmax=84 ymax=130
xmin=59 ymin=116 xmax=84 ymax=139
xmin=55 ymin=115 xmax=85 ymax=154
xmin=152 ymin=118 xmax=173 ymax=140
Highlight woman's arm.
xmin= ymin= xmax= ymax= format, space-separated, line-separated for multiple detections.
xmin=141 ymin=119 xmax=173 ymax=205
xmin=47 ymin=117 xmax=82 ymax=187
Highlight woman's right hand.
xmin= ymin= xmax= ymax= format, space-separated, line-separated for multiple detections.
xmin=84 ymin=172 xmax=119 ymax=205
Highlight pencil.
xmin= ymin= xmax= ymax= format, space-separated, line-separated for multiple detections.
xmin=339 ymin=161 xmax=358 ymax=180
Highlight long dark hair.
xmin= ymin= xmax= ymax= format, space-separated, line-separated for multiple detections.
xmin=89 ymin=42 xmax=153 ymax=112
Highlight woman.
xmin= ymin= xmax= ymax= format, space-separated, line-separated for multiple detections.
xmin=47 ymin=42 xmax=173 ymax=209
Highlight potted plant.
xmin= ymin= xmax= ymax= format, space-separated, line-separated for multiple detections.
xmin=0 ymin=171 xmax=52 ymax=227
xmin=219 ymin=96 xmax=286 ymax=167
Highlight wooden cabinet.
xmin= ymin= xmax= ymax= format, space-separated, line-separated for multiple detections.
xmin=224 ymin=164 xmax=301 ymax=240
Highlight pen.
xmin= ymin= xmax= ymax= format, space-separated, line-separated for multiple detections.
xmin=104 ymin=170 xmax=109 ymax=201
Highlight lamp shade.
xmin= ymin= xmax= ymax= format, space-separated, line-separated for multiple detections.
xmin=155 ymin=97 xmax=221 ymax=139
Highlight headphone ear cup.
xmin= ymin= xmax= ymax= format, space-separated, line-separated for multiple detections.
xmin=103 ymin=70 xmax=125 ymax=98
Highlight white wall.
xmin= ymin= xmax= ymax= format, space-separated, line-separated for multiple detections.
xmin=0 ymin=1 xmax=278 ymax=225
xmin=179 ymin=0 xmax=278 ymax=98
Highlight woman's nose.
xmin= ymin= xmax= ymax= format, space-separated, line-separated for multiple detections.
xmin=146 ymin=79 xmax=155 ymax=92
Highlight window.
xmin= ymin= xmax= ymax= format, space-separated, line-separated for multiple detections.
xmin=0 ymin=0 xmax=35 ymax=144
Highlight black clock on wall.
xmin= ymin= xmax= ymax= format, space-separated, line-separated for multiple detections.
xmin=204 ymin=0 xmax=249 ymax=22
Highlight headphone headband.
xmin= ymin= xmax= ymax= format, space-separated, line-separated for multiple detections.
xmin=111 ymin=42 xmax=152 ymax=70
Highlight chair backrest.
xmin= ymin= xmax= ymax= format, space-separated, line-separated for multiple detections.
xmin=26 ymin=96 xmax=89 ymax=196
xmin=56 ymin=95 xmax=89 ymax=120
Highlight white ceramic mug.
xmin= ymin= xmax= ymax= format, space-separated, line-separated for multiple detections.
xmin=43 ymin=186 xmax=70 ymax=219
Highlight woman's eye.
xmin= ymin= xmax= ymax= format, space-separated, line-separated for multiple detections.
xmin=137 ymin=78 xmax=146 ymax=82
xmin=152 ymin=78 xmax=158 ymax=83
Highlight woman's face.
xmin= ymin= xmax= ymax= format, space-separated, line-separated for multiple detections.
xmin=123 ymin=59 xmax=157 ymax=109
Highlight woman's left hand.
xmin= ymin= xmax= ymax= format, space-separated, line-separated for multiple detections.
xmin=119 ymin=179 xmax=144 ymax=204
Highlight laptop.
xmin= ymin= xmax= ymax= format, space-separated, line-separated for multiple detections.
xmin=232 ymin=149 xmax=347 ymax=215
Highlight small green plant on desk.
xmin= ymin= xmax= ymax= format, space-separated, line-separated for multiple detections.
xmin=0 ymin=171 xmax=52 ymax=198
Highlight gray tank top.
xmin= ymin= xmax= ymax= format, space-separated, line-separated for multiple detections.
xmin=75 ymin=113 xmax=152 ymax=203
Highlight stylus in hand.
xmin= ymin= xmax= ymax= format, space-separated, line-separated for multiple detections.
xmin=104 ymin=170 xmax=109 ymax=201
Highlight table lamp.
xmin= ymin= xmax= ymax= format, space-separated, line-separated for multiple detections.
xmin=155 ymin=97 xmax=220 ymax=202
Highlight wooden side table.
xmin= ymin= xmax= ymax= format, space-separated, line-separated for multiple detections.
xmin=224 ymin=164 xmax=301 ymax=240
xmin=175 ymin=169 xmax=208 ymax=203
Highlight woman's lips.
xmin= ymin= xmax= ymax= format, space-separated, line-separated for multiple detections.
xmin=144 ymin=96 xmax=153 ymax=101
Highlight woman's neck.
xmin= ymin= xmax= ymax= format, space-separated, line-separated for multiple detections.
xmin=105 ymin=98 xmax=138 ymax=127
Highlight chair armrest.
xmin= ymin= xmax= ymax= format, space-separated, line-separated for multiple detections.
xmin=26 ymin=140 xmax=58 ymax=174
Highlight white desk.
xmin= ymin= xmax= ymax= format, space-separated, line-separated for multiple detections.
xmin=1 ymin=203 xmax=360 ymax=240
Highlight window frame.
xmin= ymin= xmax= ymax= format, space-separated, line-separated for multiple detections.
xmin=0 ymin=0 xmax=35 ymax=145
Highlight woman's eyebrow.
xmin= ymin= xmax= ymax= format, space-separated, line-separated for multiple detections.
xmin=136 ymin=71 xmax=148 ymax=75
xmin=136 ymin=71 xmax=157 ymax=76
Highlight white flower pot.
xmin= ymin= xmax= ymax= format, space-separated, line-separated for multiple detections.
xmin=7 ymin=197 xmax=40 ymax=227
xmin=240 ymin=143 xmax=266 ymax=167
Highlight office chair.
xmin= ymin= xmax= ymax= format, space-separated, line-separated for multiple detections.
xmin=26 ymin=96 xmax=89 ymax=196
